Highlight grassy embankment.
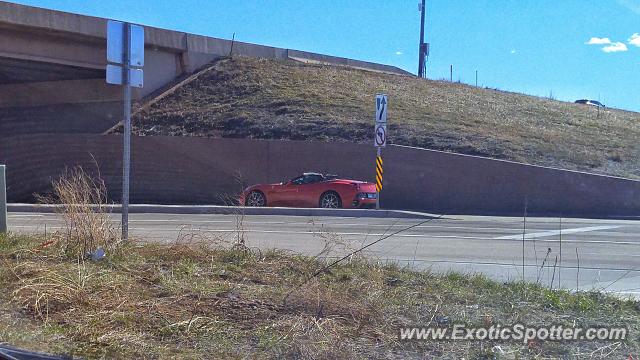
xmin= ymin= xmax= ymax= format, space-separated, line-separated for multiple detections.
xmin=123 ymin=56 xmax=640 ymax=179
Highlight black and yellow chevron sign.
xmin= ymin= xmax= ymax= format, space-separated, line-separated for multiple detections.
xmin=375 ymin=156 xmax=383 ymax=192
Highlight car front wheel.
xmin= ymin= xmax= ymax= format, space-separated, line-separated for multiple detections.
xmin=319 ymin=192 xmax=342 ymax=209
xmin=246 ymin=191 xmax=266 ymax=207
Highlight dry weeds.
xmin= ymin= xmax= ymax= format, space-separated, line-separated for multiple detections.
xmin=36 ymin=167 xmax=120 ymax=259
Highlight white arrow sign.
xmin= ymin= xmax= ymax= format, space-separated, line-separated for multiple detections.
xmin=376 ymin=94 xmax=388 ymax=123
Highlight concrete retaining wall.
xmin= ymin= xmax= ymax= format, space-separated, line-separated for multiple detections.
xmin=1 ymin=135 xmax=639 ymax=217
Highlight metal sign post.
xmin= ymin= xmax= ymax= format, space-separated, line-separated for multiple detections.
xmin=0 ymin=165 xmax=6 ymax=233
xmin=122 ymin=24 xmax=132 ymax=241
xmin=107 ymin=20 xmax=144 ymax=240
xmin=375 ymin=154 xmax=383 ymax=209
xmin=374 ymin=94 xmax=388 ymax=210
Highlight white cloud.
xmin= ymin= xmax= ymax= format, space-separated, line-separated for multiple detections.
xmin=395 ymin=51 xmax=403 ymax=55
xmin=586 ymin=37 xmax=612 ymax=45
xmin=510 ymin=49 xmax=516 ymax=54
xmin=628 ymin=33 xmax=640 ymax=46
xmin=602 ymin=42 xmax=628 ymax=52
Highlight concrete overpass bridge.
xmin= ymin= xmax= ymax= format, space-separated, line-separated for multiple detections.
xmin=0 ymin=1 xmax=409 ymax=136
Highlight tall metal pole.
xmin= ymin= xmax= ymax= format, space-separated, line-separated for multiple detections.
xmin=376 ymin=147 xmax=381 ymax=210
xmin=122 ymin=23 xmax=131 ymax=240
xmin=418 ymin=0 xmax=426 ymax=78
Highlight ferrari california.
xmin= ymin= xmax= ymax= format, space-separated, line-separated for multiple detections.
xmin=239 ymin=172 xmax=377 ymax=208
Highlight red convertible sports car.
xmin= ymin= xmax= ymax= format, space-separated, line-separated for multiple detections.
xmin=239 ymin=172 xmax=378 ymax=208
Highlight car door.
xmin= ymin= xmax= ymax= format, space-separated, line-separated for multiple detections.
xmin=298 ymin=174 xmax=325 ymax=207
xmin=271 ymin=176 xmax=303 ymax=206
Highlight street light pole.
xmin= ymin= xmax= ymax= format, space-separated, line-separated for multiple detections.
xmin=418 ymin=0 xmax=427 ymax=78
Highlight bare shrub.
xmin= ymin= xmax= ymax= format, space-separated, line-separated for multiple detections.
xmin=309 ymin=220 xmax=359 ymax=261
xmin=217 ymin=171 xmax=248 ymax=248
xmin=171 ymin=225 xmax=230 ymax=254
xmin=39 ymin=167 xmax=120 ymax=258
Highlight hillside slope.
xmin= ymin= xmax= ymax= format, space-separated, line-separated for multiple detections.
xmin=127 ymin=56 xmax=640 ymax=178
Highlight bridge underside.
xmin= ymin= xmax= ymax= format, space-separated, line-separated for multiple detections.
xmin=0 ymin=56 xmax=104 ymax=84
xmin=0 ymin=56 xmax=122 ymax=135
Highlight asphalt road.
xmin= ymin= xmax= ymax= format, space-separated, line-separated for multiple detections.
xmin=7 ymin=211 xmax=640 ymax=297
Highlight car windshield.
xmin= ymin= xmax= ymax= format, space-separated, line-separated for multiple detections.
xmin=302 ymin=174 xmax=324 ymax=184
xmin=290 ymin=174 xmax=324 ymax=185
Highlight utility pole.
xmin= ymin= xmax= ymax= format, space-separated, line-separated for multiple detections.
xmin=418 ymin=0 xmax=428 ymax=78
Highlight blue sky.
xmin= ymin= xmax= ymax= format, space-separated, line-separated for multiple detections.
xmin=11 ymin=0 xmax=640 ymax=111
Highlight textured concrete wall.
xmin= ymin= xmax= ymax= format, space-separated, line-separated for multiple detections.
xmin=2 ymin=135 xmax=640 ymax=217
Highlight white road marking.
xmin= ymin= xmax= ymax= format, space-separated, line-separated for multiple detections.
xmin=9 ymin=216 xmax=554 ymax=233
xmin=10 ymin=225 xmax=640 ymax=246
xmin=15 ymin=216 xmax=597 ymax=234
xmin=494 ymin=225 xmax=622 ymax=240
xmin=128 ymin=220 xmax=535 ymax=232
xmin=357 ymin=258 xmax=640 ymax=272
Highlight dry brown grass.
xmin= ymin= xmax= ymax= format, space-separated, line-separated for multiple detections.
xmin=36 ymin=167 xmax=120 ymax=258
xmin=117 ymin=56 xmax=640 ymax=179
xmin=0 ymin=231 xmax=638 ymax=359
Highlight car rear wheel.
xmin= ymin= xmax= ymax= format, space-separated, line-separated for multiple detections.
xmin=320 ymin=192 xmax=342 ymax=209
xmin=246 ymin=191 xmax=266 ymax=207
